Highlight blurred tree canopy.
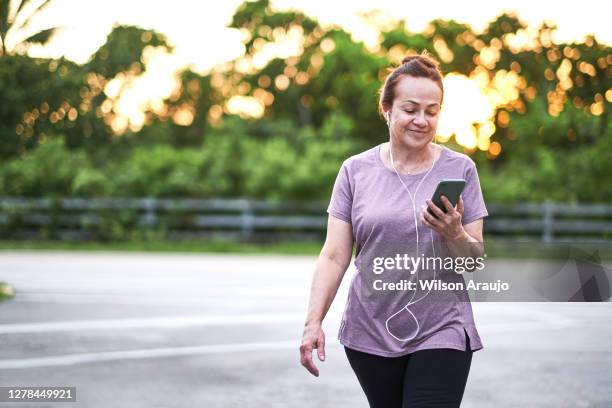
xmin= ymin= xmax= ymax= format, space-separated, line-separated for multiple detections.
xmin=0 ymin=0 xmax=58 ymax=56
xmin=0 ymin=0 xmax=610 ymax=203
xmin=0 ymin=24 xmax=171 ymax=157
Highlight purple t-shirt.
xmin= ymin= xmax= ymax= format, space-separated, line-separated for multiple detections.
xmin=327 ymin=143 xmax=489 ymax=357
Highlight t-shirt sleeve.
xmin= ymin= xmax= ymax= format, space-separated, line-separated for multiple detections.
xmin=461 ymin=160 xmax=488 ymax=225
xmin=326 ymin=161 xmax=353 ymax=224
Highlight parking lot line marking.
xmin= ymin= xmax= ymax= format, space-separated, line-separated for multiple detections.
xmin=0 ymin=339 xmax=341 ymax=369
xmin=0 ymin=313 xmax=310 ymax=334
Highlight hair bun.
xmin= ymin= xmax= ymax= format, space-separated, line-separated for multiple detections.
xmin=401 ymin=56 xmax=418 ymax=65
xmin=402 ymin=52 xmax=439 ymax=69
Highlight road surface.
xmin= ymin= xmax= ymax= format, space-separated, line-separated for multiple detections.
xmin=0 ymin=252 xmax=611 ymax=407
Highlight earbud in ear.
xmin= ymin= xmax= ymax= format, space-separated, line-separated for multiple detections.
xmin=385 ymin=111 xmax=390 ymax=124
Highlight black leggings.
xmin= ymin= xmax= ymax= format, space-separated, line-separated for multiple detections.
xmin=344 ymin=330 xmax=473 ymax=408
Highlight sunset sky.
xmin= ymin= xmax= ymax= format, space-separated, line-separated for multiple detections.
xmin=13 ymin=0 xmax=611 ymax=150
xmin=23 ymin=0 xmax=611 ymax=69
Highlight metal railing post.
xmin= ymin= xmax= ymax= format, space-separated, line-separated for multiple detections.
xmin=542 ymin=202 xmax=553 ymax=243
xmin=240 ymin=199 xmax=254 ymax=240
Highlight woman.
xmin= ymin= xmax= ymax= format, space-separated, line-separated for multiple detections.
xmin=299 ymin=52 xmax=488 ymax=407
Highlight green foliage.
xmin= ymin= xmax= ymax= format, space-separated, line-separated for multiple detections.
xmin=0 ymin=138 xmax=89 ymax=196
xmin=87 ymin=25 xmax=171 ymax=78
xmin=110 ymin=145 xmax=210 ymax=197
xmin=0 ymin=24 xmax=172 ymax=159
xmin=0 ymin=3 xmax=610 ymax=205
xmin=0 ymin=113 xmax=363 ymax=202
xmin=0 ymin=55 xmax=74 ymax=157
xmin=242 ymin=112 xmax=360 ymax=200
xmin=479 ymin=116 xmax=612 ymax=203
xmin=71 ymin=168 xmax=111 ymax=197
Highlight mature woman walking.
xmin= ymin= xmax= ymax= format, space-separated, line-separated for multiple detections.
xmin=299 ymin=52 xmax=488 ymax=407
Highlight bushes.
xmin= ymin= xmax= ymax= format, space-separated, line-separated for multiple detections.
xmin=478 ymin=123 xmax=612 ymax=203
xmin=0 ymin=141 xmax=234 ymax=199
xmin=1 ymin=110 xmax=608 ymax=203
xmin=0 ymin=138 xmax=91 ymax=197
xmin=110 ymin=145 xmax=210 ymax=197
xmin=71 ymin=168 xmax=111 ymax=197
xmin=0 ymin=113 xmax=363 ymax=201
xmin=242 ymin=112 xmax=361 ymax=200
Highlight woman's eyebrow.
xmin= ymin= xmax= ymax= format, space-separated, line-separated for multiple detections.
xmin=401 ymin=99 xmax=440 ymax=107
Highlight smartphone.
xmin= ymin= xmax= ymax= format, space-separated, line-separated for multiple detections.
xmin=427 ymin=179 xmax=466 ymax=217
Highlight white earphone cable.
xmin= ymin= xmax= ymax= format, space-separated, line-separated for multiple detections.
xmin=384 ymin=111 xmax=438 ymax=342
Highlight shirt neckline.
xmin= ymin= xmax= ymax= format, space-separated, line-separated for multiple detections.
xmin=376 ymin=142 xmax=446 ymax=178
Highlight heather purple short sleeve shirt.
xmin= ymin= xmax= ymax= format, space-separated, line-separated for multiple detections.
xmin=327 ymin=143 xmax=488 ymax=357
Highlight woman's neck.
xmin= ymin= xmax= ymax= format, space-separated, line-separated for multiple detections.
xmin=386 ymin=142 xmax=439 ymax=174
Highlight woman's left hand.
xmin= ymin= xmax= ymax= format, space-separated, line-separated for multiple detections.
xmin=421 ymin=195 xmax=467 ymax=242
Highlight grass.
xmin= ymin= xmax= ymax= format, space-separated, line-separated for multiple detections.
xmin=483 ymin=239 xmax=612 ymax=260
xmin=0 ymin=238 xmax=609 ymax=260
xmin=0 ymin=239 xmax=324 ymax=255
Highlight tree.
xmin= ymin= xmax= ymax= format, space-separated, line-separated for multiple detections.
xmin=0 ymin=24 xmax=172 ymax=158
xmin=226 ymin=0 xmax=389 ymax=145
xmin=0 ymin=0 xmax=58 ymax=56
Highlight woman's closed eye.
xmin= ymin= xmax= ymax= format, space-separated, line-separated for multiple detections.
xmin=404 ymin=110 xmax=438 ymax=115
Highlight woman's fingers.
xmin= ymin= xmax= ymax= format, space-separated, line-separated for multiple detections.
xmin=457 ymin=196 xmax=464 ymax=215
xmin=421 ymin=212 xmax=435 ymax=230
xmin=300 ymin=343 xmax=320 ymax=377
xmin=440 ymin=195 xmax=456 ymax=214
xmin=317 ymin=332 xmax=326 ymax=362
xmin=426 ymin=198 xmax=446 ymax=219
xmin=422 ymin=204 xmax=443 ymax=229
xmin=300 ymin=325 xmax=326 ymax=376
xmin=423 ymin=197 xmax=464 ymax=239
xmin=425 ymin=200 xmax=446 ymax=228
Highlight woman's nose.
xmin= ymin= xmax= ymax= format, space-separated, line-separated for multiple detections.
xmin=413 ymin=113 xmax=427 ymax=126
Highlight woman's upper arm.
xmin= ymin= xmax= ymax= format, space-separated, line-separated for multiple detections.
xmin=321 ymin=215 xmax=354 ymax=271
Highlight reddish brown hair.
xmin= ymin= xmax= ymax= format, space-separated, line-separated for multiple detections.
xmin=378 ymin=51 xmax=444 ymax=118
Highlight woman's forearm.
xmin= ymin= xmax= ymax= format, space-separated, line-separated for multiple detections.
xmin=448 ymin=229 xmax=483 ymax=258
xmin=446 ymin=230 xmax=485 ymax=274
xmin=304 ymin=254 xmax=349 ymax=327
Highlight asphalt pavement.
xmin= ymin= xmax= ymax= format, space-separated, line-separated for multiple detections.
xmin=0 ymin=251 xmax=611 ymax=407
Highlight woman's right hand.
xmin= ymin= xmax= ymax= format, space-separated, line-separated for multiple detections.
xmin=299 ymin=216 xmax=352 ymax=377
xmin=300 ymin=322 xmax=326 ymax=377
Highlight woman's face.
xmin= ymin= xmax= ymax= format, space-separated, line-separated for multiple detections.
xmin=386 ymin=75 xmax=442 ymax=150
